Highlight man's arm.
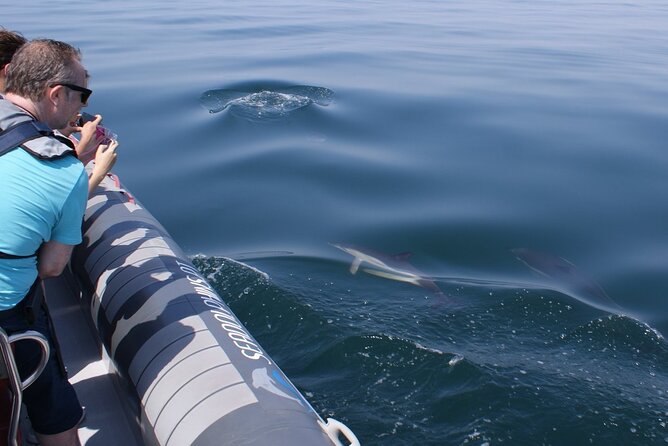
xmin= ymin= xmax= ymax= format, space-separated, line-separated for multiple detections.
xmin=87 ymin=140 xmax=118 ymax=195
xmin=37 ymin=240 xmax=74 ymax=278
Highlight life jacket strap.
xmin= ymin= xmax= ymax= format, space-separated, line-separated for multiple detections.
xmin=0 ymin=252 xmax=37 ymax=259
xmin=0 ymin=121 xmax=50 ymax=260
xmin=0 ymin=120 xmax=53 ymax=158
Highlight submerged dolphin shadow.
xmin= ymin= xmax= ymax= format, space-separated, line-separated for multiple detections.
xmin=332 ymin=243 xmax=449 ymax=305
xmin=512 ymin=248 xmax=625 ymax=315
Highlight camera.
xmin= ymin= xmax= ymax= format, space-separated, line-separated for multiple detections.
xmin=75 ymin=112 xmax=117 ymax=144
xmin=75 ymin=112 xmax=96 ymax=127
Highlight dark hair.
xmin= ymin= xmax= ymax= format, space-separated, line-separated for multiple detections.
xmin=5 ymin=39 xmax=83 ymax=101
xmin=0 ymin=28 xmax=27 ymax=71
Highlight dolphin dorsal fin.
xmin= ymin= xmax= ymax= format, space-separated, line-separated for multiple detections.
xmin=392 ymin=252 xmax=412 ymax=261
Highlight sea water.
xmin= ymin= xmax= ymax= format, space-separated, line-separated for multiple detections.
xmin=5 ymin=1 xmax=668 ymax=444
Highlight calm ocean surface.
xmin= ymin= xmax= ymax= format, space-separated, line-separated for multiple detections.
xmin=5 ymin=1 xmax=668 ymax=444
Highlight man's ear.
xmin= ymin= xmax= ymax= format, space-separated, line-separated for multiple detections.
xmin=0 ymin=64 xmax=8 ymax=84
xmin=46 ymin=84 xmax=63 ymax=106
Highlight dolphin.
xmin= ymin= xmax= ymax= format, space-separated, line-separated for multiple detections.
xmin=332 ymin=243 xmax=446 ymax=297
xmin=512 ymin=248 xmax=623 ymax=314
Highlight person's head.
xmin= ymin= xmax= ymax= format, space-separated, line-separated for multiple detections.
xmin=0 ymin=28 xmax=27 ymax=92
xmin=5 ymin=39 xmax=90 ymax=129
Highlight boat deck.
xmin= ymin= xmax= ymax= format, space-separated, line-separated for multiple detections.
xmin=43 ymin=270 xmax=142 ymax=445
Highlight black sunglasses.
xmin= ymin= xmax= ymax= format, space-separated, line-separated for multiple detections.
xmin=54 ymin=83 xmax=93 ymax=105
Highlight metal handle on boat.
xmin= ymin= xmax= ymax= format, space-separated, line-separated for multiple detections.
xmin=7 ymin=330 xmax=50 ymax=389
xmin=320 ymin=417 xmax=360 ymax=446
xmin=0 ymin=328 xmax=50 ymax=446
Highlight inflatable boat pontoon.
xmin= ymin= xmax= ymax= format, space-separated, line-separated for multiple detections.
xmin=39 ymin=171 xmax=359 ymax=446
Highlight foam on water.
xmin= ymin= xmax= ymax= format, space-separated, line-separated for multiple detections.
xmin=200 ymin=84 xmax=333 ymax=119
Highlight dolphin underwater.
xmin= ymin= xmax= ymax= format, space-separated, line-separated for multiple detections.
xmin=512 ymin=248 xmax=624 ymax=314
xmin=332 ymin=243 xmax=446 ymax=297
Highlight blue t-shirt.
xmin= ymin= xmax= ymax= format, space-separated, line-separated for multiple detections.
xmin=0 ymin=148 xmax=88 ymax=309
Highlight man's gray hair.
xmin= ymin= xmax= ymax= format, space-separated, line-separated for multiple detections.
xmin=5 ymin=39 xmax=83 ymax=101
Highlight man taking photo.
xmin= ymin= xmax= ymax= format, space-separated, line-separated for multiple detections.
xmin=0 ymin=39 xmax=91 ymax=446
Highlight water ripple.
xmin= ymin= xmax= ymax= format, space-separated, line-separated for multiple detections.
xmin=200 ymin=83 xmax=333 ymax=119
